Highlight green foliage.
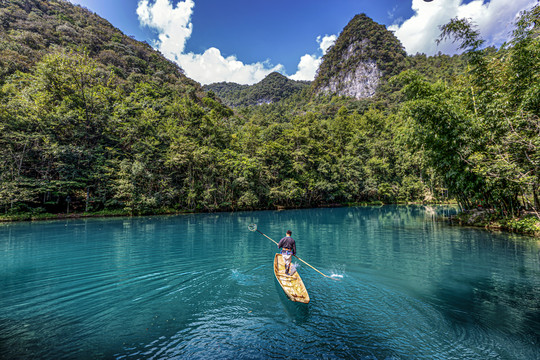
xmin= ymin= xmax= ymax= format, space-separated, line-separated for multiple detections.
xmin=437 ymin=18 xmax=485 ymax=52
xmin=0 ymin=0 xmax=200 ymax=90
xmin=399 ymin=5 xmax=540 ymax=217
xmin=204 ymin=72 xmax=310 ymax=107
xmin=312 ymin=13 xmax=408 ymax=95
xmin=502 ymin=216 xmax=540 ymax=235
xmin=2 ymin=0 xmax=538 ymax=229
xmin=405 ymin=53 xmax=466 ymax=85
xmin=454 ymin=211 xmax=540 ymax=235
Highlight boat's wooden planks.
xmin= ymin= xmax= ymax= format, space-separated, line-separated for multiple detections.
xmin=273 ymin=253 xmax=310 ymax=303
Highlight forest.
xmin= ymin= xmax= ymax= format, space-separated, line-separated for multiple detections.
xmin=0 ymin=1 xmax=539 ymax=234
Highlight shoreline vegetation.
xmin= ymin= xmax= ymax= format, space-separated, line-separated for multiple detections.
xmin=1 ymin=3 xmax=539 ymax=242
xmin=0 ymin=200 xmax=426 ymax=222
xmin=448 ymin=208 xmax=540 ymax=238
xmin=3 ymin=202 xmax=539 ymax=239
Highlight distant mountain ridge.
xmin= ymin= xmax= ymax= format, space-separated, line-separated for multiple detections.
xmin=205 ymin=14 xmax=453 ymax=106
xmin=204 ymin=72 xmax=310 ymax=107
xmin=0 ymin=0 xmax=463 ymax=108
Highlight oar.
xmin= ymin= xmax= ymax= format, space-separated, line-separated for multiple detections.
xmin=248 ymin=224 xmax=340 ymax=281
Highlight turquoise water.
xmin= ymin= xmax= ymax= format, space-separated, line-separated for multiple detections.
xmin=0 ymin=206 xmax=538 ymax=359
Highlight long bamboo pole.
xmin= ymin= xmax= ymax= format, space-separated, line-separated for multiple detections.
xmin=251 ymin=226 xmax=340 ymax=281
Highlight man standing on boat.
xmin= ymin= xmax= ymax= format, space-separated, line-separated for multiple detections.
xmin=278 ymin=230 xmax=296 ymax=275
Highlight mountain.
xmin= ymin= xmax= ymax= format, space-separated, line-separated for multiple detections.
xmin=312 ymin=13 xmax=407 ymax=99
xmin=0 ymin=0 xmax=235 ymax=215
xmin=204 ymin=72 xmax=310 ymax=107
xmin=0 ymin=0 xmax=478 ymax=218
xmin=205 ymin=15 xmax=464 ymax=106
xmin=0 ymin=0 xmax=202 ymax=93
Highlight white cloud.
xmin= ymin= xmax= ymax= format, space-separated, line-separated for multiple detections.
xmin=289 ymin=54 xmax=322 ymax=81
xmin=390 ymin=0 xmax=537 ymax=55
xmin=318 ymin=34 xmax=337 ymax=54
xmin=136 ymin=0 xmax=194 ymax=58
xmin=289 ymin=34 xmax=337 ymax=81
xmin=137 ymin=0 xmax=282 ymax=84
xmin=177 ymin=48 xmax=284 ymax=85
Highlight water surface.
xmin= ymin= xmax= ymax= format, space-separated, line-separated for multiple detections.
xmin=0 ymin=206 xmax=538 ymax=359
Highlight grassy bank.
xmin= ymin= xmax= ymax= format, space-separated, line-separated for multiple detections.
xmin=0 ymin=208 xmax=187 ymax=222
xmin=450 ymin=209 xmax=540 ymax=237
xmin=8 ymin=203 xmax=538 ymax=240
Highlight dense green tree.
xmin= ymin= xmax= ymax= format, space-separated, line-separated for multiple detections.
xmin=398 ymin=5 xmax=540 ymax=216
xmin=3 ymin=0 xmax=538 ymax=221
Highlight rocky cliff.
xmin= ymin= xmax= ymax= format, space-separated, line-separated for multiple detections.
xmin=312 ymin=14 xmax=407 ymax=99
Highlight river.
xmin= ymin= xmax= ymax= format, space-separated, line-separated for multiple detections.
xmin=0 ymin=206 xmax=538 ymax=359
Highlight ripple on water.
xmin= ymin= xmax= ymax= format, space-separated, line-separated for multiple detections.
xmin=1 ymin=208 xmax=539 ymax=359
xmin=229 ymin=268 xmax=266 ymax=286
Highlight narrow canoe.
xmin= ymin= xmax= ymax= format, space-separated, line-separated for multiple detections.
xmin=273 ymin=253 xmax=310 ymax=303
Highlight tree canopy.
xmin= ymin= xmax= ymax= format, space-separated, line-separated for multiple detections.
xmin=1 ymin=0 xmax=539 ymax=223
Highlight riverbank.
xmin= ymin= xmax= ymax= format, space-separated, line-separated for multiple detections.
xmin=448 ymin=208 xmax=540 ymax=237
xmin=0 ymin=201 xmax=442 ymax=223
xmin=4 ymin=204 xmax=538 ymax=239
xmin=0 ymin=200 xmax=448 ymax=223
xmin=0 ymin=208 xmax=187 ymax=223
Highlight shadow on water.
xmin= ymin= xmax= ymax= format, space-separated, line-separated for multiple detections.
xmin=0 ymin=315 xmax=100 ymax=360
xmin=431 ymin=274 xmax=540 ymax=342
xmin=273 ymin=277 xmax=310 ymax=325
xmin=0 ymin=317 xmax=41 ymax=359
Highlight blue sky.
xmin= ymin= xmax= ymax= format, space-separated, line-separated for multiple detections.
xmin=69 ymin=0 xmax=536 ymax=85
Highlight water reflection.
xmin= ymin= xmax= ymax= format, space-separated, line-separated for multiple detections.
xmin=0 ymin=206 xmax=538 ymax=359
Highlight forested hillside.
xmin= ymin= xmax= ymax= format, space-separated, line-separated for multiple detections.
xmin=203 ymin=72 xmax=310 ymax=107
xmin=0 ymin=0 xmax=227 ymax=215
xmin=1 ymin=0 xmax=539 ymax=230
xmin=0 ymin=0 xmax=200 ymax=91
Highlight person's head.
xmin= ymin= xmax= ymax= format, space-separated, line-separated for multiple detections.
xmin=286 ymin=230 xmax=292 ymax=236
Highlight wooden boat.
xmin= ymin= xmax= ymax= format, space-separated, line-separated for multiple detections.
xmin=273 ymin=253 xmax=310 ymax=303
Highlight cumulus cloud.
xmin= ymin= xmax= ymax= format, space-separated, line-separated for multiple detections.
xmin=137 ymin=0 xmax=194 ymax=58
xmin=177 ymin=48 xmax=284 ymax=85
xmin=318 ymin=34 xmax=337 ymax=54
xmin=289 ymin=34 xmax=337 ymax=81
xmin=137 ymin=0 xmax=337 ymax=84
xmin=289 ymin=54 xmax=322 ymax=81
xmin=137 ymin=0 xmax=282 ymax=84
xmin=390 ymin=0 xmax=537 ymax=55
